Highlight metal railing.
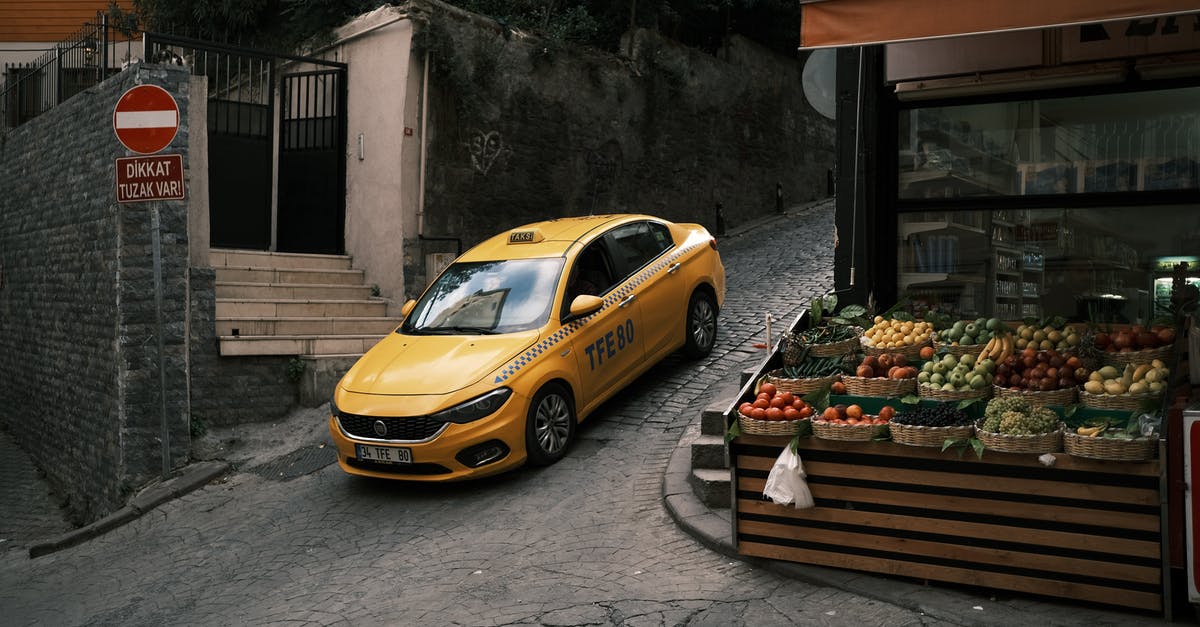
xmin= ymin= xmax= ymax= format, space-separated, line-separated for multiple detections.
xmin=0 ymin=11 xmax=136 ymax=131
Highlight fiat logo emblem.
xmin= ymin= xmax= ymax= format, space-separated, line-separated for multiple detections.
xmin=373 ymin=420 xmax=387 ymax=437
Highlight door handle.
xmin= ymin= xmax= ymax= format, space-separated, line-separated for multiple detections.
xmin=668 ymin=263 xmax=681 ymax=274
xmin=619 ymin=294 xmax=636 ymax=308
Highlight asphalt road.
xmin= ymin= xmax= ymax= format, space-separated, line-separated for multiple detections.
xmin=0 ymin=200 xmax=950 ymax=626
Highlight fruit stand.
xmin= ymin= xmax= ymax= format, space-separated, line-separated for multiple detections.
xmin=727 ymin=304 xmax=1180 ymax=615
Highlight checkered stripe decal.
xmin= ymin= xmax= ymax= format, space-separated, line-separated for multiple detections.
xmin=492 ymin=242 xmax=702 ymax=384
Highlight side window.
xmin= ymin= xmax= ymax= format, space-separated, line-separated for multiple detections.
xmin=605 ymin=221 xmax=670 ymax=279
xmin=565 ymin=242 xmax=615 ymax=306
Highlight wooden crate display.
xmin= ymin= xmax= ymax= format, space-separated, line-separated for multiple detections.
xmin=732 ymin=435 xmax=1163 ymax=613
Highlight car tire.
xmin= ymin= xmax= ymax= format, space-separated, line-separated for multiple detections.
xmin=683 ymin=289 xmax=718 ymax=359
xmin=525 ymin=383 xmax=576 ymax=466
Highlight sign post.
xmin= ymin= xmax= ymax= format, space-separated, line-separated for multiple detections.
xmin=112 ymin=84 xmax=182 ymax=479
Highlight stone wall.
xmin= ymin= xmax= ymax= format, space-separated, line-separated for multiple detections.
xmin=0 ymin=64 xmax=192 ymax=524
xmin=406 ymin=5 xmax=835 ymax=287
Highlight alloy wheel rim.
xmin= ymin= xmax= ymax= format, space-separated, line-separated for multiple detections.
xmin=691 ymin=300 xmax=716 ymax=350
xmin=535 ymin=394 xmax=571 ymax=454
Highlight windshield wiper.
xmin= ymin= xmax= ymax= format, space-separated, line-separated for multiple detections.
xmin=412 ymin=325 xmax=499 ymax=335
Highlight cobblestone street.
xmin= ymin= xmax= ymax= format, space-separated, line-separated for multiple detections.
xmin=0 ymin=201 xmax=951 ymax=626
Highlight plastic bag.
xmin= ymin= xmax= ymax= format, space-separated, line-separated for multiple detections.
xmin=763 ymin=444 xmax=814 ymax=509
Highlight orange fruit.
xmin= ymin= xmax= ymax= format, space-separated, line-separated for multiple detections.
xmin=919 ymin=346 xmax=935 ymax=360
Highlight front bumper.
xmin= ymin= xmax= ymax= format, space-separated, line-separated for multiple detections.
xmin=327 ymin=402 xmax=528 ymax=481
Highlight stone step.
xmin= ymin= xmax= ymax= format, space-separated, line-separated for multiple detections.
xmin=701 ymin=399 xmax=733 ymax=436
xmin=217 ymin=317 xmax=399 ymax=337
xmin=217 ymin=334 xmax=387 ymax=357
xmin=216 ymin=298 xmax=389 ymax=318
xmin=689 ymin=468 xmax=731 ymax=509
xmin=295 ymin=354 xmax=363 ymax=407
xmin=689 ymin=434 xmax=728 ymax=470
xmin=215 ymin=282 xmax=374 ymax=300
xmin=210 ymin=249 xmax=353 ymax=271
xmin=215 ymin=266 xmax=366 ymax=286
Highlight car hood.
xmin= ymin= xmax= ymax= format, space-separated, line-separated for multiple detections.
xmin=338 ymin=330 xmax=541 ymax=396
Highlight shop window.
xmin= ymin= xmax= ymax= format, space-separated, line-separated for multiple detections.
xmin=898 ymin=87 xmax=1200 ymax=199
xmin=899 ymin=207 xmax=1200 ymax=323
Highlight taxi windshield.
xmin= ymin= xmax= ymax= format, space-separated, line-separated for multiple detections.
xmin=401 ymin=258 xmax=565 ymax=335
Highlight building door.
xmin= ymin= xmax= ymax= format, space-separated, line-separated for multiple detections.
xmin=208 ymin=98 xmax=272 ymax=249
xmin=276 ymin=69 xmax=346 ymax=254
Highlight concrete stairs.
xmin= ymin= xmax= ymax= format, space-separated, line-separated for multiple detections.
xmin=210 ymin=249 xmax=400 ymax=405
xmin=687 ymin=368 xmax=759 ymax=509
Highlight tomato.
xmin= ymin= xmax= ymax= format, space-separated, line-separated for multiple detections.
xmin=757 ymin=392 xmax=771 ymax=402
xmin=798 ymin=405 xmax=813 ymax=418
xmin=750 ymin=408 xmax=767 ymax=420
xmin=782 ymin=407 xmax=801 ymax=421
xmin=759 ymin=382 xmax=777 ymax=397
xmin=778 ymin=392 xmax=795 ymax=406
xmin=769 ymin=396 xmax=788 ymax=409
xmin=792 ymin=398 xmax=806 ymax=410
xmin=740 ymin=405 xmax=755 ymax=417
xmin=752 ymin=398 xmax=770 ymax=409
xmin=765 ymin=407 xmax=784 ymax=421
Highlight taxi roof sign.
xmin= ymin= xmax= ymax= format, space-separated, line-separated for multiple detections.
xmin=507 ymin=229 xmax=544 ymax=244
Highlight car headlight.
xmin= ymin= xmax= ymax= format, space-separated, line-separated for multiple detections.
xmin=431 ymin=388 xmax=513 ymax=424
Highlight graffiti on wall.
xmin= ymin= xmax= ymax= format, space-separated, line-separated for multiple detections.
xmin=465 ymin=130 xmax=511 ymax=175
xmin=585 ymin=140 xmax=623 ymax=211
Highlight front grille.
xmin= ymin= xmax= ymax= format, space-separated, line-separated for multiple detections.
xmin=345 ymin=458 xmax=452 ymax=475
xmin=336 ymin=413 xmax=447 ymax=442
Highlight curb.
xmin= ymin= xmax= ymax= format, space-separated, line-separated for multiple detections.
xmin=29 ymin=461 xmax=229 ymax=558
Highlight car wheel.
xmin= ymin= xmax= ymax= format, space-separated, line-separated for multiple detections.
xmin=525 ymin=383 xmax=576 ymax=466
xmin=683 ymin=290 xmax=717 ymax=359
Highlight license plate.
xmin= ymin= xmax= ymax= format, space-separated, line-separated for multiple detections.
xmin=355 ymin=444 xmax=412 ymax=464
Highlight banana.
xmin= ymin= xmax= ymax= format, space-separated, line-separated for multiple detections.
xmin=1077 ymin=424 xmax=1108 ymax=437
xmin=978 ymin=336 xmax=998 ymax=362
xmin=998 ymin=334 xmax=1013 ymax=363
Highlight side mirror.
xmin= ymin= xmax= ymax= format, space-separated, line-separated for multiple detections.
xmin=568 ymin=295 xmax=604 ymax=318
xmin=400 ymin=299 xmax=417 ymax=317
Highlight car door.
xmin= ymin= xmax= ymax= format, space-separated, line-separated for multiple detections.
xmin=564 ymin=237 xmax=646 ymax=412
xmin=603 ymin=220 xmax=682 ymax=361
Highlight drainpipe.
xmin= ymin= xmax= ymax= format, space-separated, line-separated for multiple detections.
xmin=417 ymin=50 xmax=461 ymax=255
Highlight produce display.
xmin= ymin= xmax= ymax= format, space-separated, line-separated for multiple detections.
xmin=853 ymin=353 xmax=917 ymax=379
xmin=1093 ymin=325 xmax=1176 ymax=353
xmin=917 ymin=353 xmax=995 ymax=392
xmin=739 ymin=382 xmax=813 ymax=422
xmin=1082 ymin=361 xmax=1170 ymax=396
xmin=819 ymin=403 xmax=893 ymax=425
xmin=777 ymin=352 xmax=851 ymax=379
xmin=890 ymin=404 xmax=972 ymax=428
xmin=861 ymin=316 xmax=933 ymax=349
xmin=1014 ymin=318 xmax=1080 ymax=352
xmin=995 ymin=348 xmax=1089 ymax=392
xmin=935 ymin=317 xmax=1004 ymax=348
xmin=980 ymin=396 xmax=1059 ymax=435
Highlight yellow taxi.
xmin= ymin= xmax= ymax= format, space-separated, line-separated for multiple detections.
xmin=329 ymin=214 xmax=725 ymax=480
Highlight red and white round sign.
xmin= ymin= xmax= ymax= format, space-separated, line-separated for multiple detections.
xmin=113 ymin=84 xmax=179 ymax=154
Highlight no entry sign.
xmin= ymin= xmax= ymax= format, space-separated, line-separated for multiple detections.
xmin=113 ymin=84 xmax=179 ymax=154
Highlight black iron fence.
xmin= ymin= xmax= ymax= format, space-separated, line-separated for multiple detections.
xmin=0 ymin=11 xmax=134 ymax=130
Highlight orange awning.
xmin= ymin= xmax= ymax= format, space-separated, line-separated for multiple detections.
xmin=800 ymin=0 xmax=1200 ymax=48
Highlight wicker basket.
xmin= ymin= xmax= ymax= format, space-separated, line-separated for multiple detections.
xmin=1101 ymin=344 xmax=1173 ymax=366
xmin=975 ymin=421 xmax=1063 ymax=454
xmin=992 ymin=385 xmax=1077 ymax=408
xmin=932 ymin=339 xmax=982 ymax=358
xmin=917 ymin=383 xmax=991 ymax=403
xmin=738 ymin=415 xmax=809 ymax=436
xmin=861 ymin=339 xmax=931 ymax=360
xmin=812 ymin=419 xmax=888 ymax=441
xmin=1063 ymin=430 xmax=1158 ymax=461
xmin=889 ymin=422 xmax=974 ymax=447
xmin=841 ymin=376 xmax=916 ymax=397
xmin=1078 ymin=390 xmax=1162 ymax=411
xmin=764 ymin=370 xmax=838 ymax=395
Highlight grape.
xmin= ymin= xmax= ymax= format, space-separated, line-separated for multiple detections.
xmin=892 ymin=404 xmax=972 ymax=428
